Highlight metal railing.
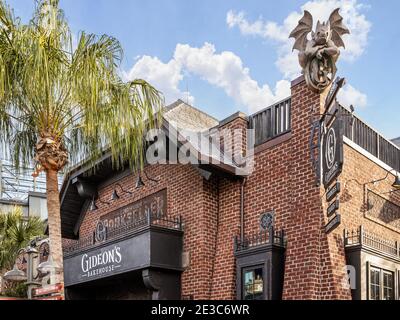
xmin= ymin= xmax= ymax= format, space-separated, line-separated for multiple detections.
xmin=344 ymin=226 xmax=400 ymax=258
xmin=234 ymin=227 xmax=286 ymax=252
xmin=248 ymin=100 xmax=399 ymax=173
xmin=249 ymin=98 xmax=291 ymax=146
xmin=63 ymin=213 xmax=183 ymax=255
xmin=341 ymin=106 xmax=400 ymax=172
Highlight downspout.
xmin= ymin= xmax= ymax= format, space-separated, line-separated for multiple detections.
xmin=240 ymin=177 xmax=247 ymax=243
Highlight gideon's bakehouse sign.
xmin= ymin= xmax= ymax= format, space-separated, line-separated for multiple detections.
xmin=80 ymin=245 xmax=122 ymax=278
xmin=64 ymin=228 xmax=162 ymax=287
xmin=64 ymin=235 xmax=147 ymax=286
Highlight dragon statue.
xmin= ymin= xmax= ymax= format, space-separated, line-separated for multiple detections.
xmin=289 ymin=8 xmax=350 ymax=92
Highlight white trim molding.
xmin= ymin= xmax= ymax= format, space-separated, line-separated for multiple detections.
xmin=344 ymin=136 xmax=400 ymax=177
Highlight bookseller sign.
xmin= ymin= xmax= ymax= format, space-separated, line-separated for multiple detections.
xmin=322 ymin=116 xmax=344 ymax=188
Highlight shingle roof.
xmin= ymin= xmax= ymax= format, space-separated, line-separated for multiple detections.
xmin=164 ymin=99 xmax=219 ymax=132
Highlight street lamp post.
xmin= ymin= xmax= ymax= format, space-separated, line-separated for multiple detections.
xmin=3 ymin=246 xmax=41 ymax=299
xmin=25 ymin=246 xmax=41 ymax=299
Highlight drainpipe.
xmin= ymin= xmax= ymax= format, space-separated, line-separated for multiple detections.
xmin=240 ymin=178 xmax=247 ymax=243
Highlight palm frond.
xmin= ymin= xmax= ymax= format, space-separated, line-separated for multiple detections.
xmin=0 ymin=0 xmax=164 ymax=174
xmin=0 ymin=207 xmax=45 ymax=272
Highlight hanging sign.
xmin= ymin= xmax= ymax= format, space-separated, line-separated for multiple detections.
xmin=327 ymin=199 xmax=340 ymax=217
xmin=325 ymin=214 xmax=341 ymax=234
xmin=326 ymin=182 xmax=341 ymax=202
xmin=322 ymin=116 xmax=344 ymax=188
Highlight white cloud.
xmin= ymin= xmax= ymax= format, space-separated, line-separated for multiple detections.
xmin=338 ymin=84 xmax=367 ymax=108
xmin=124 ymin=0 xmax=371 ymax=115
xmin=227 ymin=0 xmax=371 ymax=106
xmin=123 ymin=55 xmax=194 ymax=105
xmin=124 ymin=43 xmax=290 ymax=113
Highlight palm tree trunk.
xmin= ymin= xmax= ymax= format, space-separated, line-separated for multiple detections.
xmin=45 ymin=168 xmax=65 ymax=297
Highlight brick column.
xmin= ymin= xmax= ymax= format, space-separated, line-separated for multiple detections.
xmin=210 ymin=178 xmax=241 ymax=300
xmin=282 ymin=76 xmax=351 ymax=300
xmin=210 ymin=113 xmax=248 ymax=300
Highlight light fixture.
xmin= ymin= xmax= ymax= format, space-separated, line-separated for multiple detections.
xmin=3 ymin=264 xmax=27 ymax=282
xmin=135 ymin=175 xmax=145 ymax=189
xmin=26 ymin=246 xmax=38 ymax=255
xmin=111 ymin=183 xmax=133 ymax=200
xmin=393 ymin=176 xmax=400 ymax=190
xmin=37 ymin=256 xmax=60 ymax=275
xmin=90 ymin=196 xmax=110 ymax=211
xmin=90 ymin=197 xmax=99 ymax=211
xmin=135 ymin=169 xmax=160 ymax=189
xmin=111 ymin=189 xmax=120 ymax=201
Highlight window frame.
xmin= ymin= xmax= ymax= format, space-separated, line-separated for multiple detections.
xmin=241 ymin=265 xmax=265 ymax=301
xmin=368 ymin=264 xmax=395 ymax=301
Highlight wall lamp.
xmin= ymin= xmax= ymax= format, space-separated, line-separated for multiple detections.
xmin=393 ymin=175 xmax=400 ymax=190
xmin=366 ymin=169 xmax=400 ymax=193
xmin=89 ymin=169 xmax=160 ymax=210
xmin=111 ymin=183 xmax=133 ymax=201
xmin=135 ymin=169 xmax=160 ymax=189
xmin=90 ymin=197 xmax=110 ymax=212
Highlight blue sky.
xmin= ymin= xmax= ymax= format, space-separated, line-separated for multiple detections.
xmin=7 ymin=0 xmax=400 ymax=139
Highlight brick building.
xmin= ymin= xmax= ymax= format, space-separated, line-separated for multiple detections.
xmin=59 ymin=75 xmax=400 ymax=300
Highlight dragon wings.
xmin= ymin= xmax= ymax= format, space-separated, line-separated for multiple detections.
xmin=289 ymin=10 xmax=313 ymax=52
xmin=328 ymin=8 xmax=350 ymax=49
xmin=289 ymin=8 xmax=350 ymax=52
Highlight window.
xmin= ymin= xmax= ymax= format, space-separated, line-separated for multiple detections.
xmin=370 ymin=267 xmax=380 ymax=300
xmin=383 ymin=271 xmax=394 ymax=300
xmin=243 ymin=267 xmax=264 ymax=300
xmin=369 ymin=266 xmax=395 ymax=301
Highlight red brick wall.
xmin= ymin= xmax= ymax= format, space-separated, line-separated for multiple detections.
xmin=337 ymin=144 xmax=400 ymax=236
xmin=210 ymin=177 xmax=241 ymax=299
xmin=209 ymin=114 xmax=247 ymax=300
xmin=219 ymin=114 xmax=248 ymax=163
xmin=316 ymin=143 xmax=400 ymax=300
xmin=63 ymin=163 xmax=222 ymax=299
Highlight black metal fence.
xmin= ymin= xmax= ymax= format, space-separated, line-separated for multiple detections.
xmin=249 ymin=98 xmax=291 ymax=146
xmin=64 ymin=213 xmax=183 ymax=255
xmin=344 ymin=226 xmax=400 ymax=258
xmin=234 ymin=228 xmax=286 ymax=252
xmin=248 ymin=99 xmax=399 ymax=172
xmin=341 ymin=106 xmax=400 ymax=172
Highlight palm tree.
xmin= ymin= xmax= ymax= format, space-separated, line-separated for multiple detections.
xmin=0 ymin=206 xmax=45 ymax=275
xmin=0 ymin=0 xmax=164 ymax=290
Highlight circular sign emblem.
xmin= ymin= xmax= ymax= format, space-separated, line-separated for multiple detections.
xmin=325 ymin=127 xmax=337 ymax=170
